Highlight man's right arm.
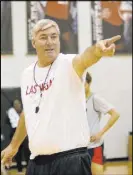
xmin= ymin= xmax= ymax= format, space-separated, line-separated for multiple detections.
xmin=1 ymin=111 xmax=27 ymax=166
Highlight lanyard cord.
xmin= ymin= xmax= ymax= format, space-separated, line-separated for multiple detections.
xmin=33 ymin=61 xmax=53 ymax=113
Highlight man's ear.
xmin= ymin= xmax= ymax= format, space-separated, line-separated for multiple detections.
xmin=32 ymin=39 xmax=36 ymax=48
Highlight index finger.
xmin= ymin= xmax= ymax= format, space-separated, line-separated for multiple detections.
xmin=108 ymin=35 xmax=121 ymax=44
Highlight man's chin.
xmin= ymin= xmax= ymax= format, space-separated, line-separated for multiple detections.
xmin=46 ymin=54 xmax=57 ymax=62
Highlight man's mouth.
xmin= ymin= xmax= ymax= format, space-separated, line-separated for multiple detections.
xmin=45 ymin=49 xmax=54 ymax=52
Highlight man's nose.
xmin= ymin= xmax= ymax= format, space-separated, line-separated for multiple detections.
xmin=46 ymin=37 xmax=53 ymax=45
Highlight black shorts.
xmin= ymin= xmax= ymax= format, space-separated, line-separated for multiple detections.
xmin=26 ymin=147 xmax=92 ymax=175
xmin=88 ymin=144 xmax=104 ymax=165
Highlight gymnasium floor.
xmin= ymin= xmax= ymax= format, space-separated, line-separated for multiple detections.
xmin=4 ymin=161 xmax=132 ymax=175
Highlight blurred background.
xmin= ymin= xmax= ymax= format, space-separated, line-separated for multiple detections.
xmin=1 ymin=1 xmax=132 ymax=175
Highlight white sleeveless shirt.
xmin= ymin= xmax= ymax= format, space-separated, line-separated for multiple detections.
xmin=86 ymin=93 xmax=114 ymax=149
xmin=21 ymin=53 xmax=90 ymax=159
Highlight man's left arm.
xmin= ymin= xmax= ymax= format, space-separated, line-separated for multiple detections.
xmin=72 ymin=35 xmax=121 ymax=78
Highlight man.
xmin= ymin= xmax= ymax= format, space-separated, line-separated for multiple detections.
xmin=85 ymin=72 xmax=120 ymax=174
xmin=6 ymin=99 xmax=30 ymax=174
xmin=1 ymin=19 xmax=121 ymax=175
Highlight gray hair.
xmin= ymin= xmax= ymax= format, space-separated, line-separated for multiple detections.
xmin=31 ymin=19 xmax=60 ymax=40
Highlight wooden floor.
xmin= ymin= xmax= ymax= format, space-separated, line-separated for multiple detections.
xmin=2 ymin=161 xmax=132 ymax=175
xmin=104 ymin=161 xmax=132 ymax=175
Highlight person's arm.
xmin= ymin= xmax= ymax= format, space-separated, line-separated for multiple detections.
xmin=99 ymin=109 xmax=119 ymax=136
xmin=1 ymin=111 xmax=27 ymax=166
xmin=72 ymin=35 xmax=121 ymax=78
xmin=91 ymin=109 xmax=120 ymax=142
xmin=90 ymin=95 xmax=120 ymax=142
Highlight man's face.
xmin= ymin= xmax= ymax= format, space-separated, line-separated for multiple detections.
xmin=13 ymin=100 xmax=22 ymax=113
xmin=32 ymin=26 xmax=60 ymax=61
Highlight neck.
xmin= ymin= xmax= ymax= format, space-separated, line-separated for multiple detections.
xmin=37 ymin=59 xmax=53 ymax=67
xmin=86 ymin=90 xmax=92 ymax=99
xmin=37 ymin=53 xmax=59 ymax=67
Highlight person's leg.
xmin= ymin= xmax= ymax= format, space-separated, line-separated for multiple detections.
xmin=22 ymin=137 xmax=30 ymax=165
xmin=15 ymin=144 xmax=23 ymax=172
xmin=91 ymin=145 xmax=104 ymax=175
xmin=24 ymin=146 xmax=30 ymax=165
xmin=91 ymin=163 xmax=103 ymax=175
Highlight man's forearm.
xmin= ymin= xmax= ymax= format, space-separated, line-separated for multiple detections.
xmin=80 ymin=45 xmax=102 ymax=70
xmin=73 ymin=45 xmax=102 ymax=77
xmin=10 ymin=111 xmax=27 ymax=149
